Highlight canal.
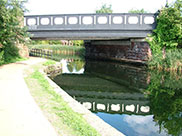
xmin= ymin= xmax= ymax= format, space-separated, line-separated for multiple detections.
xmin=49 ymin=56 xmax=182 ymax=136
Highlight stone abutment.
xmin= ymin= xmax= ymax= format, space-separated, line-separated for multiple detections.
xmin=84 ymin=39 xmax=151 ymax=64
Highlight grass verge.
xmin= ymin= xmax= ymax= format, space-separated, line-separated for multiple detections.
xmin=28 ymin=44 xmax=85 ymax=60
xmin=24 ymin=62 xmax=100 ymax=136
xmin=28 ymin=44 xmax=85 ymax=52
xmin=42 ymin=59 xmax=56 ymax=66
xmin=148 ymin=49 xmax=182 ymax=72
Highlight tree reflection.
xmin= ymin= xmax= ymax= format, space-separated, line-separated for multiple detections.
xmin=145 ymin=71 xmax=182 ymax=136
xmin=67 ymin=60 xmax=85 ymax=73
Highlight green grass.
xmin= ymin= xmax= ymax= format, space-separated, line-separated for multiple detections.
xmin=42 ymin=59 xmax=56 ymax=66
xmin=28 ymin=44 xmax=85 ymax=52
xmin=148 ymin=49 xmax=182 ymax=72
xmin=24 ymin=64 xmax=100 ymax=136
xmin=28 ymin=44 xmax=85 ymax=58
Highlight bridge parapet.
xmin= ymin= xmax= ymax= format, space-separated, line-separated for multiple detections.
xmin=24 ymin=13 xmax=157 ymax=40
xmin=25 ymin=13 xmax=157 ymax=30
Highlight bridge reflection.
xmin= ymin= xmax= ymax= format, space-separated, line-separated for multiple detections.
xmin=58 ymin=79 xmax=151 ymax=115
xmin=76 ymin=94 xmax=150 ymax=115
xmin=52 ymin=59 xmax=151 ymax=115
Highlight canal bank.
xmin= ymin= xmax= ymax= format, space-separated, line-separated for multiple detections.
xmin=41 ymin=65 xmax=125 ymax=136
xmin=0 ymin=57 xmax=124 ymax=136
xmin=25 ymin=58 xmax=124 ymax=136
xmin=0 ymin=57 xmax=58 ymax=136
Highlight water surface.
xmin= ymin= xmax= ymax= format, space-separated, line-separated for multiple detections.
xmin=51 ymin=58 xmax=182 ymax=136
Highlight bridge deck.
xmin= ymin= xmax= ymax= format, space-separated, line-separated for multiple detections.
xmin=24 ymin=13 xmax=157 ymax=40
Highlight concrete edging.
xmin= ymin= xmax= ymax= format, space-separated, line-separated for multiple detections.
xmin=41 ymin=70 xmax=125 ymax=136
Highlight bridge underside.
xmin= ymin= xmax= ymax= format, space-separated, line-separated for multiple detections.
xmin=29 ymin=30 xmax=152 ymax=40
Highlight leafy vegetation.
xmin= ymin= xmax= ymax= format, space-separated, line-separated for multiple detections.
xmin=31 ymin=40 xmax=61 ymax=45
xmin=28 ymin=44 xmax=85 ymax=59
xmin=96 ymin=4 xmax=113 ymax=13
xmin=148 ymin=49 xmax=182 ymax=71
xmin=148 ymin=0 xmax=182 ymax=52
xmin=31 ymin=40 xmax=84 ymax=46
xmin=72 ymin=40 xmax=84 ymax=46
xmin=147 ymin=0 xmax=182 ymax=70
xmin=28 ymin=44 xmax=85 ymax=53
xmin=128 ymin=8 xmax=148 ymax=13
xmin=0 ymin=0 xmax=28 ymax=65
xmin=25 ymin=64 xmax=101 ymax=136
xmin=43 ymin=60 xmax=56 ymax=66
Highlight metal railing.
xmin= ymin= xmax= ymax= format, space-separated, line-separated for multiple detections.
xmin=24 ymin=13 xmax=157 ymax=31
xmin=29 ymin=48 xmax=53 ymax=58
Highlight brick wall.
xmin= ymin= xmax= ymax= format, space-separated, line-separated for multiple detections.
xmin=85 ymin=40 xmax=151 ymax=64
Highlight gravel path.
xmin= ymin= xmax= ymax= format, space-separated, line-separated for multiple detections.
xmin=0 ymin=57 xmax=58 ymax=136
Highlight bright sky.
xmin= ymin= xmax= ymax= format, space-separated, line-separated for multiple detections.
xmin=24 ymin=0 xmax=176 ymax=15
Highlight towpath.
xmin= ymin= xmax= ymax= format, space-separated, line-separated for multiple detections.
xmin=0 ymin=57 xmax=58 ymax=136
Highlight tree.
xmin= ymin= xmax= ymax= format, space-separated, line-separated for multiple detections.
xmin=96 ymin=4 xmax=113 ymax=14
xmin=148 ymin=0 xmax=182 ymax=53
xmin=0 ymin=0 xmax=28 ymax=64
xmin=128 ymin=8 xmax=148 ymax=13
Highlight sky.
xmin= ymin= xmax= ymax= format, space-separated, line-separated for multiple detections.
xmin=24 ymin=0 xmax=176 ymax=15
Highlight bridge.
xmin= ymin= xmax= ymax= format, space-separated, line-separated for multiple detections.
xmin=24 ymin=13 xmax=157 ymax=40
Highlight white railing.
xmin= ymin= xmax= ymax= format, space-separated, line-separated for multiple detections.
xmin=24 ymin=13 xmax=157 ymax=31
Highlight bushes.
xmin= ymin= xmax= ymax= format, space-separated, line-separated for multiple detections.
xmin=96 ymin=4 xmax=113 ymax=13
xmin=128 ymin=8 xmax=148 ymax=13
xmin=31 ymin=40 xmax=84 ymax=46
xmin=148 ymin=0 xmax=182 ymax=70
xmin=148 ymin=0 xmax=182 ymax=52
xmin=0 ymin=0 xmax=28 ymax=65
xmin=72 ymin=40 xmax=84 ymax=46
xmin=31 ymin=40 xmax=61 ymax=45
xmin=28 ymin=44 xmax=84 ymax=51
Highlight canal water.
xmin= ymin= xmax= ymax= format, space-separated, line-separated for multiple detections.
xmin=50 ymin=57 xmax=182 ymax=136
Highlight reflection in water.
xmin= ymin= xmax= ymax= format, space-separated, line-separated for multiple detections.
xmin=61 ymin=59 xmax=85 ymax=74
xmin=145 ymin=71 xmax=182 ymax=136
xmin=51 ymin=58 xmax=182 ymax=136
xmin=96 ymin=113 xmax=167 ymax=136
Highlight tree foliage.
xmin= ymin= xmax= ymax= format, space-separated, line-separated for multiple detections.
xmin=31 ymin=40 xmax=84 ymax=46
xmin=0 ymin=0 xmax=28 ymax=64
xmin=148 ymin=0 xmax=182 ymax=53
xmin=96 ymin=4 xmax=113 ymax=14
xmin=128 ymin=8 xmax=148 ymax=13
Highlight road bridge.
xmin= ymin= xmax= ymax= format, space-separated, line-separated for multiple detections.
xmin=24 ymin=13 xmax=157 ymax=40
xmin=25 ymin=13 xmax=158 ymax=63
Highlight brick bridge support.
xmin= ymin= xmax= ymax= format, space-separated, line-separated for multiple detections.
xmin=84 ymin=39 xmax=151 ymax=64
